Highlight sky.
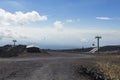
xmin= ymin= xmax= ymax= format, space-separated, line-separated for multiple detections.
xmin=0 ymin=0 xmax=120 ymax=49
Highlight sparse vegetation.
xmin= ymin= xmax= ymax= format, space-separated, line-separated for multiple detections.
xmin=96 ymin=62 xmax=120 ymax=80
xmin=74 ymin=52 xmax=120 ymax=80
xmin=95 ymin=54 xmax=120 ymax=80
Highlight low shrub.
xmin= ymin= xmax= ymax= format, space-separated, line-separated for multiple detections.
xmin=96 ymin=62 xmax=120 ymax=80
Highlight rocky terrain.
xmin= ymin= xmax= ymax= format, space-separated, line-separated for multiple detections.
xmin=0 ymin=52 xmax=94 ymax=80
xmin=0 ymin=45 xmax=120 ymax=80
xmin=0 ymin=45 xmax=47 ymax=57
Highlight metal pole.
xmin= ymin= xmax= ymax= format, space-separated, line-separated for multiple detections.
xmin=13 ymin=40 xmax=17 ymax=47
xmin=95 ymin=36 xmax=102 ymax=53
xmin=97 ymin=38 xmax=99 ymax=53
xmin=14 ymin=42 xmax=15 ymax=47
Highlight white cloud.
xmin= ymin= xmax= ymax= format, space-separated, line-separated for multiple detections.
xmin=66 ymin=19 xmax=80 ymax=23
xmin=0 ymin=8 xmax=47 ymax=26
xmin=96 ymin=17 xmax=111 ymax=20
xmin=54 ymin=21 xmax=63 ymax=30
xmin=66 ymin=19 xmax=73 ymax=22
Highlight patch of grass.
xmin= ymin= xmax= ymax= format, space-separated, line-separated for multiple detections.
xmin=96 ymin=62 xmax=120 ymax=80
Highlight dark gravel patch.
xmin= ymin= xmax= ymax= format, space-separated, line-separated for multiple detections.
xmin=0 ymin=61 xmax=43 ymax=80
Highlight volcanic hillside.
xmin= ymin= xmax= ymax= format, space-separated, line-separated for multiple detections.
xmin=0 ymin=45 xmax=47 ymax=57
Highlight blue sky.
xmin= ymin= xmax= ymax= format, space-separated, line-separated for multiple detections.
xmin=0 ymin=0 xmax=120 ymax=49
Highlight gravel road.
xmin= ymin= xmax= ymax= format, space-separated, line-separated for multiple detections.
xmin=0 ymin=52 xmax=93 ymax=80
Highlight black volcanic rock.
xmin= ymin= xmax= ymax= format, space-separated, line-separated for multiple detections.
xmin=26 ymin=47 xmax=41 ymax=53
xmin=0 ymin=45 xmax=48 ymax=57
xmin=0 ymin=45 xmax=26 ymax=57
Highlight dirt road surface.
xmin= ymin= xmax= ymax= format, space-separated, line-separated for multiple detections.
xmin=0 ymin=52 xmax=93 ymax=80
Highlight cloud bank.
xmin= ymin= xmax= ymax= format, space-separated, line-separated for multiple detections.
xmin=0 ymin=26 xmax=120 ymax=48
xmin=0 ymin=8 xmax=47 ymax=26
xmin=0 ymin=28 xmax=28 ymax=40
